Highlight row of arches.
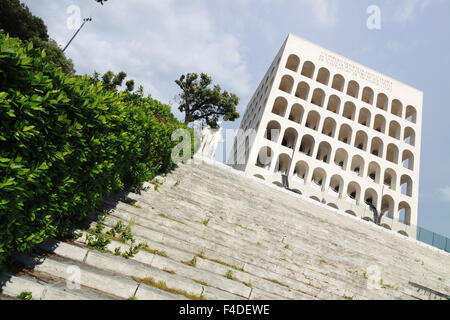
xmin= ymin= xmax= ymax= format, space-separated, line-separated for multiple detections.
xmin=265 ymin=119 xmax=415 ymax=171
xmin=256 ymin=145 xmax=413 ymax=198
xmin=271 ymin=96 xmax=416 ymax=147
xmin=254 ymin=160 xmax=413 ymax=226
xmin=276 ymin=80 xmax=417 ymax=147
xmin=283 ymin=55 xmax=418 ymax=124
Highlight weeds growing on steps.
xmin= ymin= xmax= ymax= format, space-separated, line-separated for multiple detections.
xmin=86 ymin=218 xmax=148 ymax=259
xmin=17 ymin=292 xmax=33 ymax=300
xmin=132 ymin=276 xmax=206 ymax=300
xmin=182 ymin=256 xmax=197 ymax=267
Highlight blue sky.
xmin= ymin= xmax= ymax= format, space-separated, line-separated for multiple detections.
xmin=22 ymin=0 xmax=450 ymax=237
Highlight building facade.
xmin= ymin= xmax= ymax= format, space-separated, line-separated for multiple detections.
xmin=228 ymin=34 xmax=422 ymax=237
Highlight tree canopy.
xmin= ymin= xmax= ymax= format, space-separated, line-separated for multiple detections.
xmin=175 ymin=73 xmax=240 ymax=128
xmin=0 ymin=0 xmax=75 ymax=74
xmin=101 ymin=70 xmax=135 ymax=92
xmin=0 ymin=0 xmax=48 ymax=41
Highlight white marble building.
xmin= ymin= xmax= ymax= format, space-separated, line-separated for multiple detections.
xmin=228 ymin=34 xmax=422 ymax=238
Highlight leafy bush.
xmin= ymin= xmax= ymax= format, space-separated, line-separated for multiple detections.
xmin=0 ymin=32 xmax=193 ymax=268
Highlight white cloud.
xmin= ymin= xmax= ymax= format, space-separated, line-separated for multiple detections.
xmin=302 ymin=0 xmax=339 ymax=28
xmin=393 ymin=0 xmax=431 ymax=23
xmin=438 ymin=187 xmax=450 ymax=203
xmin=27 ymin=0 xmax=252 ymax=106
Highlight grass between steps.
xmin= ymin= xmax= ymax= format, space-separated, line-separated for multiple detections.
xmin=123 ymin=198 xmax=142 ymax=209
xmin=132 ymin=276 xmax=206 ymax=300
xmin=236 ymin=224 xmax=256 ymax=232
xmin=209 ymin=258 xmax=244 ymax=272
xmin=263 ymin=278 xmax=290 ymax=289
xmin=158 ymin=213 xmax=187 ymax=226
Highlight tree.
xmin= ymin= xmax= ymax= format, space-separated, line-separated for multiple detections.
xmin=29 ymin=37 xmax=75 ymax=74
xmin=0 ymin=0 xmax=48 ymax=41
xmin=0 ymin=0 xmax=75 ymax=74
xmin=368 ymin=202 xmax=384 ymax=226
xmin=101 ymin=70 xmax=134 ymax=92
xmin=175 ymin=73 xmax=240 ymax=128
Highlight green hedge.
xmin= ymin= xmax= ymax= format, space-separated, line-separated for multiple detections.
xmin=0 ymin=33 xmax=192 ymax=267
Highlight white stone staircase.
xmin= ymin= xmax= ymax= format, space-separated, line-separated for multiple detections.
xmin=1 ymin=158 xmax=449 ymax=300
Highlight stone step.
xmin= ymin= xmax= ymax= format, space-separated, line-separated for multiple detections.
xmin=146 ymin=162 xmax=448 ymax=298
xmin=98 ymin=202 xmax=403 ymax=300
xmin=79 ymin=221 xmax=319 ymax=300
xmin=0 ymin=273 xmax=114 ymax=300
xmin=9 ymin=252 xmax=186 ymax=300
xmin=146 ymin=164 xmax=448 ymax=282
xmin=40 ymin=237 xmax=245 ymax=300
xmin=100 ymin=195 xmax=424 ymax=300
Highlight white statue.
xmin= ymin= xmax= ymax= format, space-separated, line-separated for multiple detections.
xmin=206 ymin=126 xmax=224 ymax=158
xmin=197 ymin=124 xmax=212 ymax=155
xmin=197 ymin=122 xmax=224 ymax=159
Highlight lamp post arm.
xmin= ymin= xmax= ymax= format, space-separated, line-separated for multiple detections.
xmin=62 ymin=18 xmax=91 ymax=53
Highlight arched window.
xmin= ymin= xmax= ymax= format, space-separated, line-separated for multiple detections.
xmin=316 ymin=141 xmax=332 ymax=164
xmin=398 ymin=202 xmax=411 ymax=225
xmin=311 ymin=167 xmax=326 ymax=191
xmin=401 ymin=175 xmax=413 ymax=197
xmin=376 ymin=93 xmax=388 ymax=111
xmin=367 ymin=162 xmax=381 ymax=183
xmin=301 ymin=61 xmax=315 ymax=79
xmin=329 ymin=175 xmax=344 ymax=196
xmin=346 ymin=182 xmax=361 ymax=203
xmin=402 ymin=150 xmax=414 ymax=170
xmin=354 ymin=130 xmax=368 ymax=151
xmin=326 ymin=95 xmax=341 ymax=114
xmin=285 ymin=54 xmax=300 ymax=72
xmin=281 ymin=128 xmax=298 ymax=150
xmin=391 ymin=99 xmax=403 ymax=118
xmin=358 ymin=108 xmax=371 ymax=127
xmin=331 ymin=74 xmax=345 ymax=92
xmin=334 ymin=148 xmax=348 ymax=170
xmin=288 ymin=104 xmax=304 ymax=124
xmin=362 ymin=87 xmax=374 ymax=105
xmin=347 ymin=80 xmax=360 ymax=98
xmin=386 ymin=144 xmax=399 ymax=164
xmin=279 ymin=75 xmax=294 ymax=94
xmin=255 ymin=146 xmax=273 ymax=170
xmin=383 ymin=168 xmax=397 ymax=191
xmin=404 ymin=127 xmax=416 ymax=146
xmin=338 ymin=124 xmax=352 ymax=145
xmin=346 ymin=210 xmax=357 ymax=216
xmin=294 ymin=161 xmax=309 ymax=182
xmin=305 ymin=110 xmax=320 ymax=131
xmin=370 ymin=137 xmax=384 ymax=158
xmin=374 ymin=114 xmax=386 ymax=133
xmin=381 ymin=195 xmax=395 ymax=219
xmin=364 ymin=188 xmax=379 ymax=208
xmin=265 ymin=121 xmax=281 ymax=142
xmin=299 ymin=135 xmax=315 ymax=157
xmin=274 ymin=153 xmax=291 ymax=175
xmin=321 ymin=117 xmax=337 ymax=138
xmin=389 ymin=121 xmax=401 ymax=140
xmin=406 ymin=105 xmax=417 ymax=124
xmin=328 ymin=203 xmax=339 ymax=210
xmin=271 ymin=97 xmax=288 ymax=117
xmin=295 ymin=81 xmax=310 ymax=100
xmin=316 ymin=67 xmax=330 ymax=85
xmin=343 ymin=102 xmax=356 ymax=120
xmin=311 ymin=88 xmax=326 ymax=107
xmin=351 ymin=155 xmax=365 ymax=177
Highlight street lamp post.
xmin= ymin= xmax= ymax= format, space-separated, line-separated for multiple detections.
xmin=62 ymin=17 xmax=92 ymax=53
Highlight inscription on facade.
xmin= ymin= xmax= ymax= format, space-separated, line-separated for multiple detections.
xmin=319 ymin=51 xmax=393 ymax=92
